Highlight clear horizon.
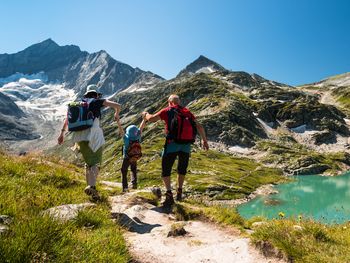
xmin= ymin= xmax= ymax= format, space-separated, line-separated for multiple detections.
xmin=0 ymin=0 xmax=349 ymax=86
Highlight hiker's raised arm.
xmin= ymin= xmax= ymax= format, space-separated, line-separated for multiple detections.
xmin=195 ymin=121 xmax=209 ymax=151
xmin=142 ymin=111 xmax=161 ymax=123
xmin=103 ymin=100 xmax=121 ymax=120
xmin=139 ymin=118 xmax=147 ymax=133
xmin=115 ymin=114 xmax=124 ymax=137
xmin=58 ymin=118 xmax=68 ymax=145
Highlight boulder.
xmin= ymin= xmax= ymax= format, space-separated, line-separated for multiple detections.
xmin=0 ymin=224 xmax=9 ymax=234
xmin=44 ymin=203 xmax=95 ymax=221
xmin=0 ymin=215 xmax=12 ymax=225
xmin=167 ymin=223 xmax=187 ymax=237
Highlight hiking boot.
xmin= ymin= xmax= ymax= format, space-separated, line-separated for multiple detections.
xmin=122 ymin=188 xmax=129 ymax=193
xmin=84 ymin=185 xmax=97 ymax=196
xmin=84 ymin=186 xmax=100 ymax=201
xmin=162 ymin=191 xmax=174 ymax=208
xmin=131 ymin=183 xmax=137 ymax=190
xmin=176 ymin=188 xmax=183 ymax=202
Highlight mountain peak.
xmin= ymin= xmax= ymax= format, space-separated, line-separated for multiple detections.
xmin=27 ymin=38 xmax=60 ymax=50
xmin=177 ymin=55 xmax=226 ymax=77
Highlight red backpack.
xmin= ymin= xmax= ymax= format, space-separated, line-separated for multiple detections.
xmin=127 ymin=140 xmax=142 ymax=163
xmin=167 ymin=106 xmax=197 ymax=144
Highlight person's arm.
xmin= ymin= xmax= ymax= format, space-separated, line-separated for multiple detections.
xmin=142 ymin=111 xmax=162 ymax=123
xmin=57 ymin=118 xmax=68 ymax=145
xmin=103 ymin=99 xmax=124 ymax=135
xmin=103 ymin=100 xmax=121 ymax=121
xmin=195 ymin=121 xmax=209 ymax=150
xmin=115 ymin=114 xmax=124 ymax=137
xmin=139 ymin=119 xmax=147 ymax=133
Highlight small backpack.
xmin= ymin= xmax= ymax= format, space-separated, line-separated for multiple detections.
xmin=67 ymin=99 xmax=95 ymax=132
xmin=127 ymin=140 xmax=142 ymax=163
xmin=168 ymin=106 xmax=197 ymax=144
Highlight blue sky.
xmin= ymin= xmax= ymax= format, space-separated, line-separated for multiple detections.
xmin=0 ymin=0 xmax=349 ymax=85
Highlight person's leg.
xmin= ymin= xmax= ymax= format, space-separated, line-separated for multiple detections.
xmin=161 ymin=152 xmax=177 ymax=206
xmin=84 ymin=165 xmax=100 ymax=199
xmin=85 ymin=165 xmax=98 ymax=186
xmin=176 ymin=151 xmax=190 ymax=201
xmin=162 ymin=152 xmax=177 ymax=191
xmin=121 ymin=158 xmax=130 ymax=191
xmin=130 ymin=161 xmax=137 ymax=189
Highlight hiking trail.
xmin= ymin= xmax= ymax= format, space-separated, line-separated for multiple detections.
xmin=108 ymin=190 xmax=285 ymax=263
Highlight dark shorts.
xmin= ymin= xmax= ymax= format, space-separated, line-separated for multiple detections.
xmin=162 ymin=151 xmax=190 ymax=177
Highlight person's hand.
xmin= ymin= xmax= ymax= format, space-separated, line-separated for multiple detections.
xmin=202 ymin=140 xmax=209 ymax=151
xmin=58 ymin=133 xmax=64 ymax=145
xmin=142 ymin=112 xmax=148 ymax=120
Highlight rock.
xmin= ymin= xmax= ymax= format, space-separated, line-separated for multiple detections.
xmin=255 ymin=240 xmax=285 ymax=259
xmin=0 ymin=224 xmax=9 ymax=234
xmin=293 ymin=225 xmax=303 ymax=231
xmin=151 ymin=187 xmax=162 ymax=200
xmin=312 ymin=130 xmax=337 ymax=145
xmin=0 ymin=215 xmax=12 ymax=225
xmin=44 ymin=203 xmax=95 ymax=221
xmin=167 ymin=223 xmax=187 ymax=237
xmin=263 ymin=198 xmax=282 ymax=206
xmin=251 ymin=221 xmax=268 ymax=229
xmin=292 ymin=164 xmax=331 ymax=175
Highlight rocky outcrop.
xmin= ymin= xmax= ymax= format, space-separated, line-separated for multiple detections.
xmin=312 ymin=130 xmax=337 ymax=145
xmin=257 ymin=97 xmax=349 ymax=135
xmin=291 ymin=164 xmax=331 ymax=175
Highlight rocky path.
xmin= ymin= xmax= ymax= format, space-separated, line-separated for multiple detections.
xmin=109 ymin=191 xmax=284 ymax=263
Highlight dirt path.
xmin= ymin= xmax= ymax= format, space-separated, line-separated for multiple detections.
xmin=109 ymin=192 xmax=284 ymax=263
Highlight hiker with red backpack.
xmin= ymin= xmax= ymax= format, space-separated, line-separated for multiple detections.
xmin=58 ymin=84 xmax=122 ymax=200
xmin=119 ymin=119 xmax=146 ymax=192
xmin=142 ymin=94 xmax=209 ymax=207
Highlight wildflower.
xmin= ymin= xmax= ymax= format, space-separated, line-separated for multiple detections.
xmin=278 ymin=212 xmax=285 ymax=218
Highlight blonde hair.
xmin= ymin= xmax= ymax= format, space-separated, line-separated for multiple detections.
xmin=168 ymin=94 xmax=180 ymax=105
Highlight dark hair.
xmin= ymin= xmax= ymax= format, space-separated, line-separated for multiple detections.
xmin=84 ymin=92 xmax=99 ymax=99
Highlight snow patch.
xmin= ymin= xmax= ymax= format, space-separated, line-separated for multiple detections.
xmin=195 ymin=66 xmax=216 ymax=74
xmin=228 ymin=146 xmax=251 ymax=154
xmin=291 ymin=125 xmax=307 ymax=133
xmin=0 ymin=73 xmax=76 ymax=121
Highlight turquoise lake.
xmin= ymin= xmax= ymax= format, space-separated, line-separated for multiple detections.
xmin=237 ymin=172 xmax=350 ymax=224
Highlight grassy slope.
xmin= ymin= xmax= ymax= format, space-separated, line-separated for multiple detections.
xmin=251 ymin=219 xmax=350 ymax=263
xmin=0 ymin=152 xmax=130 ymax=263
xmin=100 ymin=129 xmax=283 ymax=200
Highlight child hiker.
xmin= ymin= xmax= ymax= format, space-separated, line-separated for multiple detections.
xmin=119 ymin=117 xmax=146 ymax=192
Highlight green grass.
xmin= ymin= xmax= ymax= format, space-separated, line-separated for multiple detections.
xmin=100 ymin=133 xmax=284 ymax=200
xmin=251 ymin=219 xmax=350 ymax=263
xmin=0 ymin=152 xmax=130 ymax=263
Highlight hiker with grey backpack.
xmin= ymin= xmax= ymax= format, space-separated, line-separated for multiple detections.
xmin=58 ymin=84 xmax=122 ymax=201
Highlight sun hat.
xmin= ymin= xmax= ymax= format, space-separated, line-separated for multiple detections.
xmin=84 ymin=84 xmax=102 ymax=97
